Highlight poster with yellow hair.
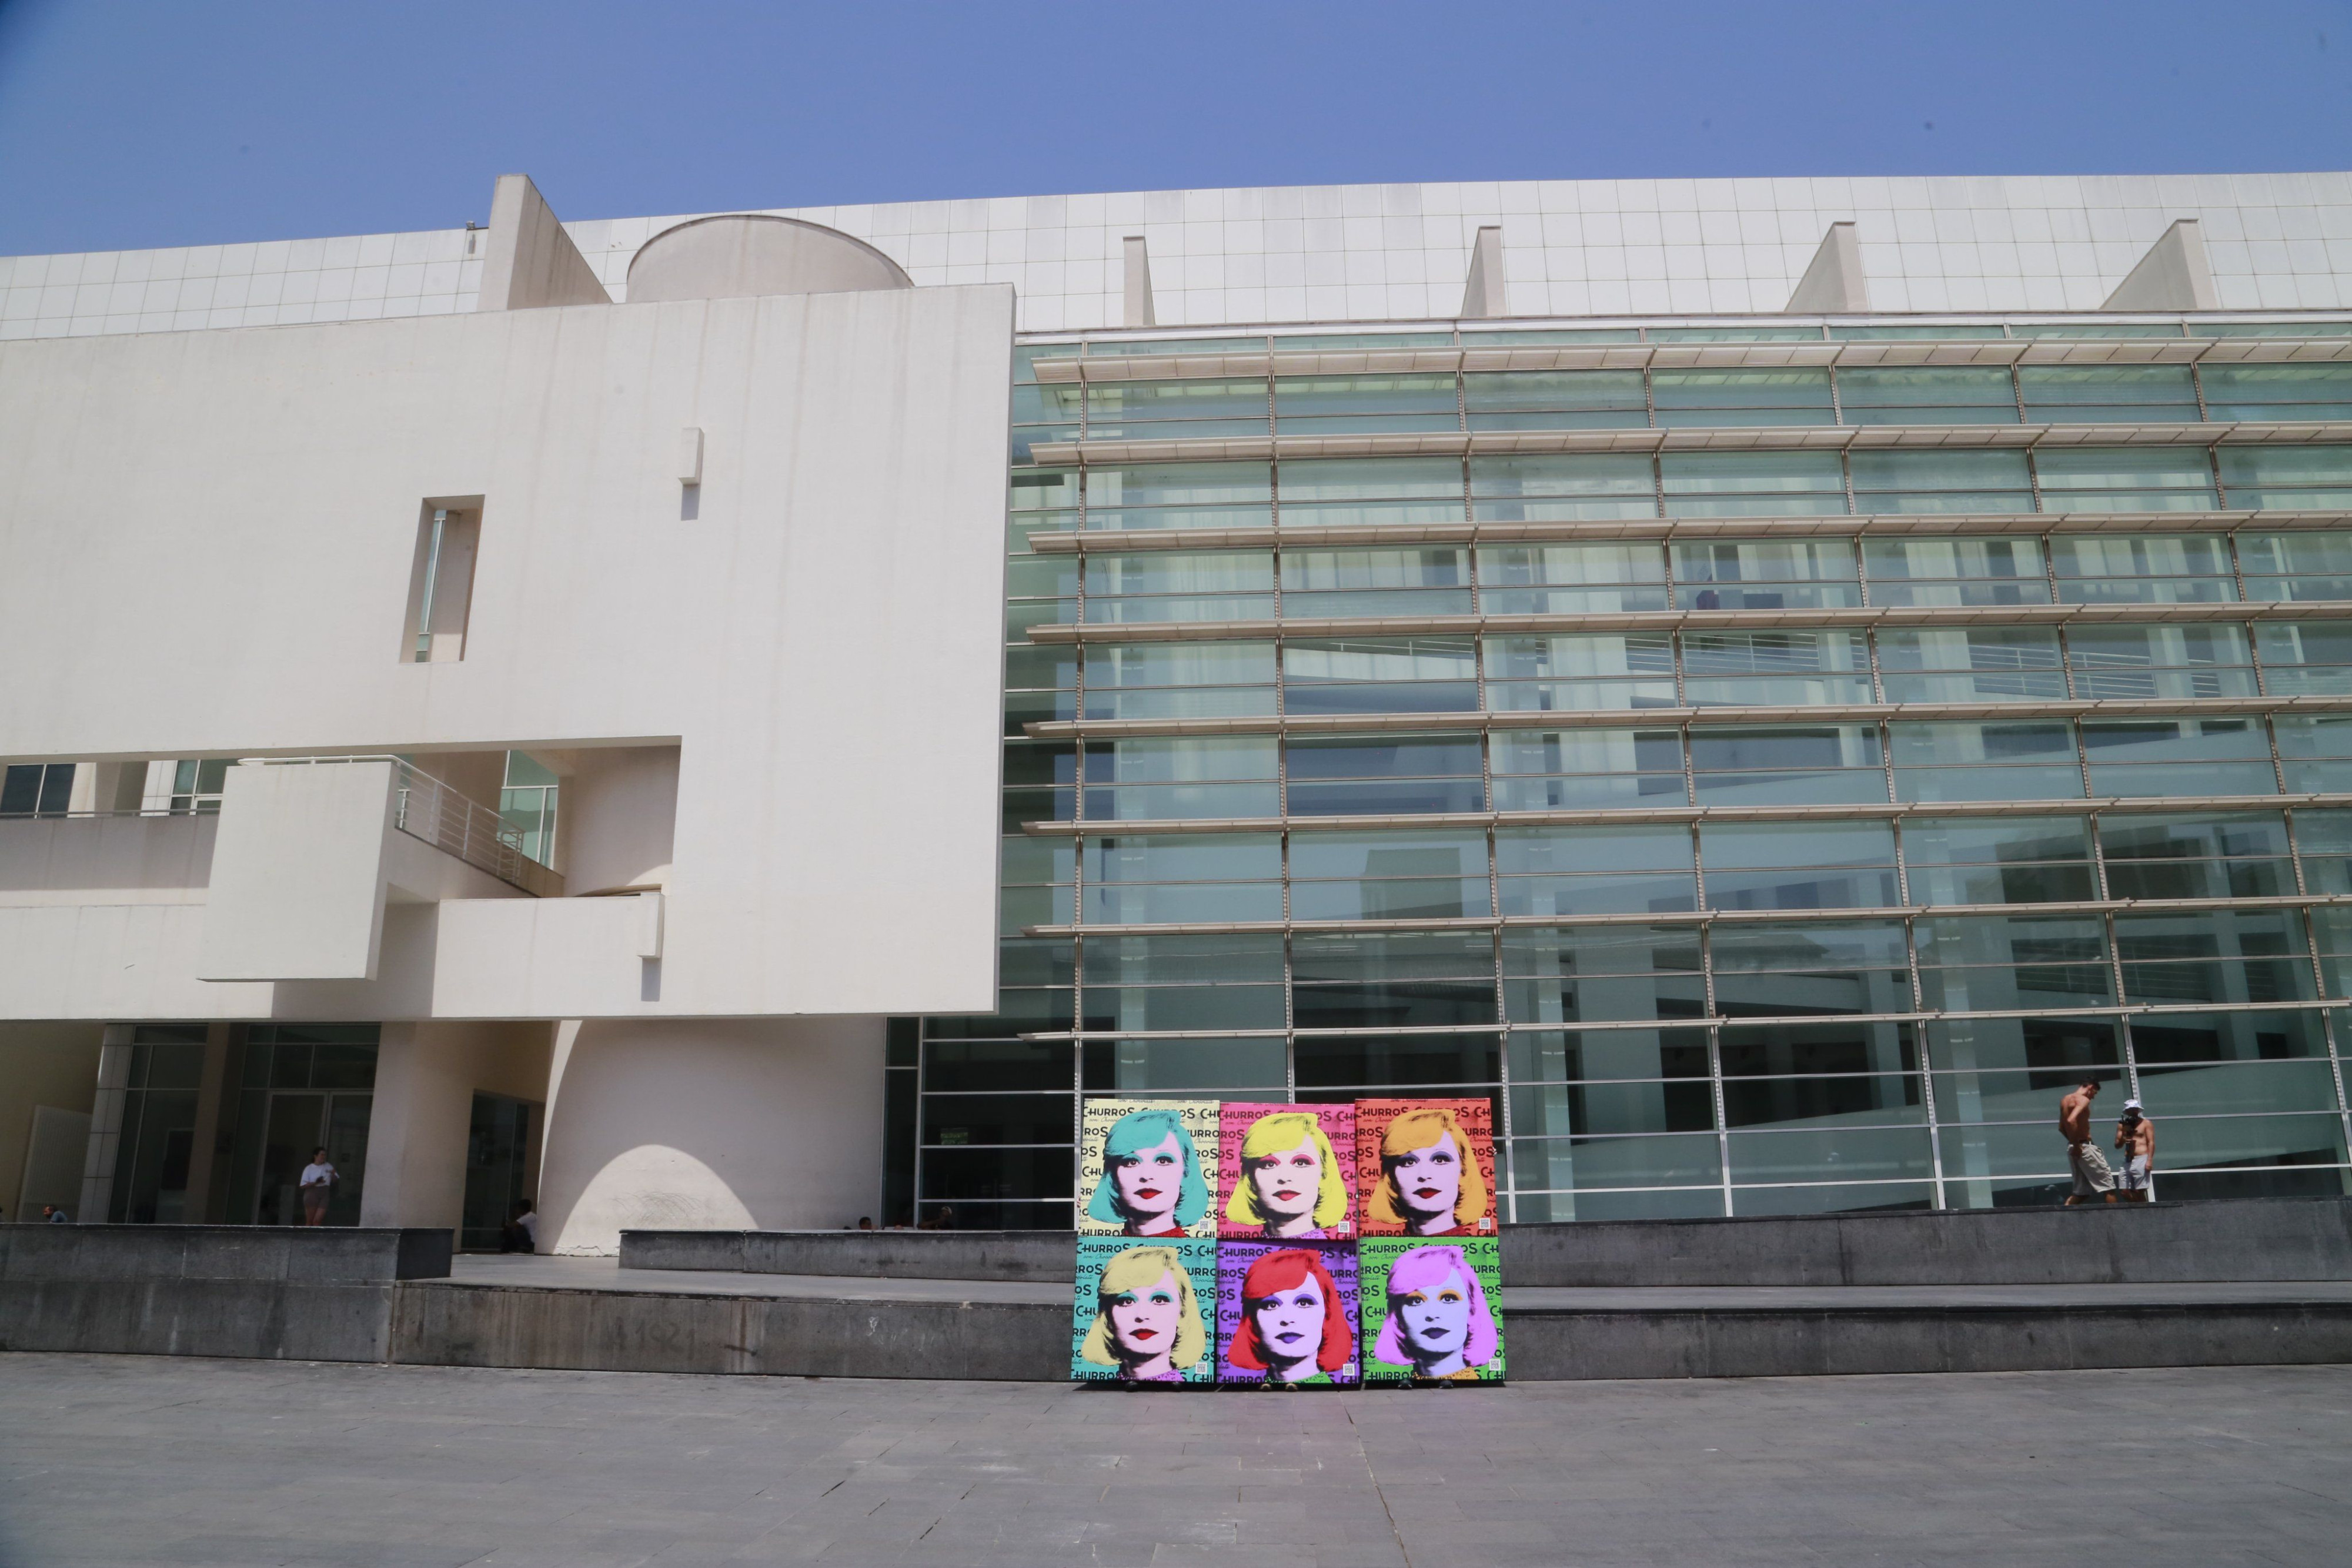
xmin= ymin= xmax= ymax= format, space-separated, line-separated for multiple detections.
xmin=1215 ymin=1102 xmax=1357 ymax=1240
xmin=1071 ymin=1238 xmax=1216 ymax=1383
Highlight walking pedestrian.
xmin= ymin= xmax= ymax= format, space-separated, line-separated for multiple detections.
xmin=2059 ymin=1079 xmax=2116 ymax=1205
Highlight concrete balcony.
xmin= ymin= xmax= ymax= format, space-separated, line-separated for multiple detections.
xmin=0 ymin=758 xmax=664 ymax=1021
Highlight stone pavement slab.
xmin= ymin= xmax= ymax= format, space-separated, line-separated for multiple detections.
xmin=0 ymin=1353 xmax=2346 ymax=1566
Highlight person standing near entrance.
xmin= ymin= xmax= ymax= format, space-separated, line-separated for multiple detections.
xmin=2116 ymin=1099 xmax=2157 ymax=1202
xmin=2059 ymin=1080 xmax=2116 ymax=1205
xmin=298 ymin=1147 xmax=336 ymax=1225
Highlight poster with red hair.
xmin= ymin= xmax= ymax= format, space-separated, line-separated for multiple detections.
xmin=1214 ymin=1101 xmax=1357 ymax=1241
xmin=1214 ymin=1241 xmax=1361 ymax=1386
xmin=1353 ymin=1097 xmax=1498 ymax=1238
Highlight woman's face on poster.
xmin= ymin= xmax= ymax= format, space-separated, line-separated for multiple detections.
xmin=1248 ymin=1132 xmax=1322 ymax=1231
xmin=1248 ymin=1273 xmax=1327 ymax=1371
xmin=1395 ymin=1273 xmax=1472 ymax=1365
xmin=1391 ymin=1131 xmax=1462 ymax=1228
xmin=1112 ymin=1131 xmax=1184 ymax=1225
xmin=1108 ymin=1269 xmax=1182 ymax=1359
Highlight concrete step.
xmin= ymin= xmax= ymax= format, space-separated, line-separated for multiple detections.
xmin=620 ymin=1196 xmax=2352 ymax=1289
xmin=1501 ymin=1195 xmax=2352 ymax=1286
xmin=385 ymin=1256 xmax=2352 ymax=1383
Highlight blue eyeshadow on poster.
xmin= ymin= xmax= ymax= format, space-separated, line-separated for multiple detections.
xmin=1071 ymin=1236 xmax=1218 ymax=1383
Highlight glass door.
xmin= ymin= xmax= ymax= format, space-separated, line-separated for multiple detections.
xmin=459 ymin=1093 xmax=533 ymax=1249
xmin=323 ymin=1094 xmax=371 ymax=1226
xmin=223 ymin=1024 xmax=380 ymax=1225
xmin=255 ymin=1094 xmax=323 ymax=1226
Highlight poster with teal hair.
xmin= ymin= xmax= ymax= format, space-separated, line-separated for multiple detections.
xmin=1077 ymin=1098 xmax=1219 ymax=1238
xmin=1071 ymin=1236 xmax=1217 ymax=1383
xmin=1359 ymin=1236 xmax=1505 ymax=1383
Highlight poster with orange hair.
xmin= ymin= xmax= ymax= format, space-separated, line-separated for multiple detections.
xmin=1214 ymin=1101 xmax=1357 ymax=1241
xmin=1353 ymin=1097 xmax=1498 ymax=1238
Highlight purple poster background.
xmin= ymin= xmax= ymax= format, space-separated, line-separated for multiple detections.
xmin=1214 ymin=1240 xmax=1362 ymax=1385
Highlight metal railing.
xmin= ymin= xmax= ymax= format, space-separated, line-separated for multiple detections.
xmin=256 ymin=756 xmax=563 ymax=898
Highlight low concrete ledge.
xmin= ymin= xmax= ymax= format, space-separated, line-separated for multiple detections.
xmin=392 ymin=1282 xmax=1067 ymax=1380
xmin=0 ymin=1225 xmax=452 ymax=1363
xmin=620 ymin=1229 xmax=1077 ymax=1283
xmin=0 ymin=1224 xmax=452 ymax=1283
xmin=1506 ymin=1299 xmax=2352 ymax=1380
xmin=386 ymin=1277 xmax=2352 ymax=1383
xmin=1501 ymin=1197 xmax=2352 ymax=1288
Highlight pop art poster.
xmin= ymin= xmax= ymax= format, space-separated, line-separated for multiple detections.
xmin=1215 ymin=1241 xmax=1361 ymax=1386
xmin=1071 ymin=1236 xmax=1218 ymax=1383
xmin=1077 ymin=1099 xmax=1221 ymax=1238
xmin=1354 ymin=1098 xmax=1498 ymax=1238
xmin=1358 ymin=1236 xmax=1505 ymax=1384
xmin=1215 ymin=1101 xmax=1357 ymax=1241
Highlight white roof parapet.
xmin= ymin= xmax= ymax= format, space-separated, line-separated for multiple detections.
xmin=1122 ymin=235 xmax=1156 ymax=328
xmin=476 ymin=173 xmax=610 ymax=312
xmin=1784 ymin=222 xmax=1870 ymax=313
xmin=1460 ymin=226 xmax=1508 ymax=319
xmin=2103 ymin=219 xmax=2221 ymax=312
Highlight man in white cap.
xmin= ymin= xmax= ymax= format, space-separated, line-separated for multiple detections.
xmin=2114 ymin=1097 xmax=2156 ymax=1202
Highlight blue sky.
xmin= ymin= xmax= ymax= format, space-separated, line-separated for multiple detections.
xmin=0 ymin=0 xmax=2346 ymax=256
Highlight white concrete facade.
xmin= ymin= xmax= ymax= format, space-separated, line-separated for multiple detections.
xmin=0 ymin=186 xmax=1013 ymax=1243
xmin=6 ymin=173 xmax=2352 ymax=340
xmin=0 ymin=270 xmax=1011 ymax=1024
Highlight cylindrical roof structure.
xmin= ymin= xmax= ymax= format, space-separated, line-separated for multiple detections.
xmin=626 ymin=213 xmax=914 ymax=302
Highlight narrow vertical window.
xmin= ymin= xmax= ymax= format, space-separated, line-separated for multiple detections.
xmin=402 ymin=501 xmax=482 ymax=663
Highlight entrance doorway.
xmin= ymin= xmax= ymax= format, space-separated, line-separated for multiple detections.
xmin=221 ymin=1024 xmax=378 ymax=1226
xmin=252 ymin=1092 xmax=372 ymax=1226
xmin=460 ymin=1092 xmax=536 ymax=1249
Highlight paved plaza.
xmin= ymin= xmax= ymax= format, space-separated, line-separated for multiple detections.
xmin=0 ymin=1355 xmax=2346 ymax=1567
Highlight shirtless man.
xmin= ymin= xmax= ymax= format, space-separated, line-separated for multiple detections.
xmin=2059 ymin=1080 xmax=2116 ymax=1205
xmin=2115 ymin=1098 xmax=2156 ymax=1203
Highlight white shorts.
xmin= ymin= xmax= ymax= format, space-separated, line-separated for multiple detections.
xmin=2067 ymin=1142 xmax=2115 ymax=1196
xmin=2119 ymin=1155 xmax=2154 ymax=1194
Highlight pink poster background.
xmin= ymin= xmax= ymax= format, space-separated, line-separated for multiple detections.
xmin=1214 ymin=1101 xmax=1358 ymax=1241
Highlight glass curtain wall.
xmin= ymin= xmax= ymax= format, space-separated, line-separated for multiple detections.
xmin=928 ymin=317 xmax=2352 ymax=1228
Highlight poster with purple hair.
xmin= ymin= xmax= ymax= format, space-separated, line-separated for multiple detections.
xmin=1214 ymin=1102 xmax=1358 ymax=1241
xmin=1214 ymin=1241 xmax=1361 ymax=1386
xmin=1358 ymin=1236 xmax=1505 ymax=1383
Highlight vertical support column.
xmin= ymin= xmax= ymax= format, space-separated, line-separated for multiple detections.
xmin=1122 ymin=236 xmax=1156 ymax=329
xmin=1460 ymin=227 xmax=1508 ymax=319
xmin=180 ymin=1022 xmax=235 ymax=1221
xmin=360 ymin=1022 xmax=477 ymax=1235
xmin=1783 ymin=223 xmax=1869 ymax=313
xmin=78 ymin=1024 xmax=135 ymax=1223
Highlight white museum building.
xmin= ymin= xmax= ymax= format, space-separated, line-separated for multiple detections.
xmin=6 ymin=170 xmax=2352 ymax=1245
